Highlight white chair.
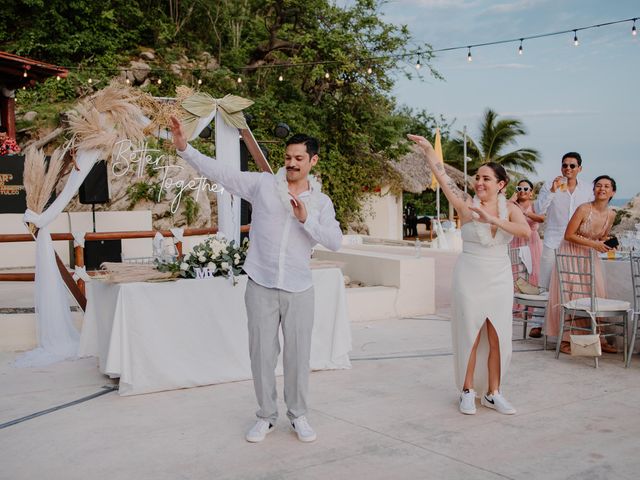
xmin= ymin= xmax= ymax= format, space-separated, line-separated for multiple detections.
xmin=625 ymin=253 xmax=640 ymax=368
xmin=554 ymin=249 xmax=632 ymax=368
xmin=508 ymin=247 xmax=548 ymax=347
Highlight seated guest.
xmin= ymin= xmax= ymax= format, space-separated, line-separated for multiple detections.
xmin=0 ymin=126 xmax=21 ymax=156
xmin=545 ymin=175 xmax=618 ymax=354
xmin=509 ymin=179 xmax=545 ymax=337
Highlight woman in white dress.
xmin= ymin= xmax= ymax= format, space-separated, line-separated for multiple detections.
xmin=408 ymin=134 xmax=530 ymax=415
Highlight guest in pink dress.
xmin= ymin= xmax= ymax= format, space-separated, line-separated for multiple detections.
xmin=545 ymin=175 xmax=618 ymax=354
xmin=509 ymin=179 xmax=546 ymax=336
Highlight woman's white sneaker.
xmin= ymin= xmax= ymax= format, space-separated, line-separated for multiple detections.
xmin=481 ymin=392 xmax=516 ymax=415
xmin=245 ymin=419 xmax=275 ymax=442
xmin=291 ymin=416 xmax=317 ymax=442
xmin=459 ymin=389 xmax=477 ymax=415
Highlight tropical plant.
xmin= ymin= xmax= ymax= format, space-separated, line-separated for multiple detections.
xmin=449 ymin=108 xmax=540 ymax=175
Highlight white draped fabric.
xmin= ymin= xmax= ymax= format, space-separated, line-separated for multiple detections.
xmin=78 ymin=268 xmax=352 ymax=395
xmin=213 ymin=110 xmax=241 ymax=244
xmin=15 ymin=149 xmax=102 ymax=367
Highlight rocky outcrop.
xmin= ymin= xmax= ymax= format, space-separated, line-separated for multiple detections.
xmin=612 ymin=193 xmax=640 ymax=235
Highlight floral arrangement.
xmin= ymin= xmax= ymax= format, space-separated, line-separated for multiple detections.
xmin=156 ymin=235 xmax=249 ymax=279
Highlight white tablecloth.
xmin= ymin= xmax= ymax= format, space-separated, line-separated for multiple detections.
xmin=79 ymin=268 xmax=352 ymax=395
xmin=602 ymin=258 xmax=638 ymax=352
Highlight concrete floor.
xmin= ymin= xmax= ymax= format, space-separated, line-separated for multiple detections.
xmin=1 ymin=311 xmax=639 ymax=480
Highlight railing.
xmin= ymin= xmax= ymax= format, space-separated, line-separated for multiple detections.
xmin=0 ymin=226 xmax=250 ymax=310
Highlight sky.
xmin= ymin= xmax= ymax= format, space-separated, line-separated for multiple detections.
xmin=343 ymin=0 xmax=639 ymax=198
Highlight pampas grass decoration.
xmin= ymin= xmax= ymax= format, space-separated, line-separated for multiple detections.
xmin=22 ymin=146 xmax=66 ymax=234
xmin=99 ymin=262 xmax=176 ymax=283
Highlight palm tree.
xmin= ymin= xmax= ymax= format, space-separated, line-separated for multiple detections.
xmin=449 ymin=108 xmax=540 ymax=176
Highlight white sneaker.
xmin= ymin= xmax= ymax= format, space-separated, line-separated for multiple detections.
xmin=245 ymin=419 xmax=275 ymax=443
xmin=291 ymin=416 xmax=317 ymax=442
xmin=459 ymin=389 xmax=477 ymax=415
xmin=481 ymin=392 xmax=516 ymax=415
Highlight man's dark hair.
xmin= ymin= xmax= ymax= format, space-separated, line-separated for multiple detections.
xmin=0 ymin=126 xmax=7 ymax=133
xmin=562 ymin=151 xmax=582 ymax=166
xmin=286 ymin=134 xmax=319 ymax=158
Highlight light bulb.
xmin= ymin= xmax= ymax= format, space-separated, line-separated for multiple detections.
xmin=56 ymin=75 xmax=61 ymax=81
xmin=126 ymin=78 xmax=130 ymax=85
xmin=518 ymin=40 xmax=523 ymax=55
xmin=157 ymin=78 xmax=162 ymax=85
xmin=23 ymin=70 xmax=27 ymax=78
xmin=325 ymin=72 xmax=330 ymax=79
xmin=278 ymin=75 xmax=283 ymax=81
xmin=197 ymin=78 xmax=202 ymax=85
xmin=573 ymin=31 xmax=579 ymax=46
xmin=88 ymin=78 xmax=93 ymax=84
xmin=633 ymin=21 xmax=637 ymax=36
xmin=415 ymin=59 xmax=421 ymax=70
xmin=367 ymin=67 xmax=372 ymax=74
xmin=467 ymin=48 xmax=472 ymax=62
xmin=237 ymin=77 xmax=242 ymax=83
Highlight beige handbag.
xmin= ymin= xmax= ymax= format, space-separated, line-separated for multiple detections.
xmin=569 ymin=334 xmax=602 ymax=357
xmin=515 ymin=276 xmax=541 ymax=295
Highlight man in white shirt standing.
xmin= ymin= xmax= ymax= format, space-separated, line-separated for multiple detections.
xmin=535 ymin=152 xmax=593 ymax=289
xmin=170 ymin=117 xmax=342 ymax=443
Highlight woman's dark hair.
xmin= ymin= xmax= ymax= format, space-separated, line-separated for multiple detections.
xmin=482 ymin=162 xmax=509 ymax=192
xmin=518 ymin=179 xmax=534 ymax=189
xmin=593 ymin=175 xmax=617 ymax=203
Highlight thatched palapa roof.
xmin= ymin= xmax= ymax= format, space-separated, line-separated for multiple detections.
xmin=390 ymin=144 xmax=472 ymax=194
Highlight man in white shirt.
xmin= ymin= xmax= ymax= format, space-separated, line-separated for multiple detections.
xmin=170 ymin=117 xmax=342 ymax=444
xmin=535 ymin=152 xmax=593 ymax=289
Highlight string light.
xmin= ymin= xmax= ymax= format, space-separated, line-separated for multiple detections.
xmin=31 ymin=16 xmax=638 ymax=87
xmin=88 ymin=78 xmax=93 ymax=84
xmin=157 ymin=78 xmax=162 ymax=85
xmin=56 ymin=75 xmax=61 ymax=81
xmin=23 ymin=70 xmax=27 ymax=78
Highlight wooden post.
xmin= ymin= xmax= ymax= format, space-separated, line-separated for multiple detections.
xmin=74 ymin=244 xmax=85 ymax=296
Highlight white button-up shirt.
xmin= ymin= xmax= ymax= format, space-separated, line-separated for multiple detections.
xmin=179 ymin=144 xmax=342 ymax=292
xmin=535 ymin=178 xmax=593 ymax=249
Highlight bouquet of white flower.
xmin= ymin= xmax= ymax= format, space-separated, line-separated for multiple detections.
xmin=156 ymin=234 xmax=249 ymax=279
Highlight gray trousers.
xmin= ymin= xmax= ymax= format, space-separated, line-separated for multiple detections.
xmin=245 ymin=278 xmax=315 ymax=423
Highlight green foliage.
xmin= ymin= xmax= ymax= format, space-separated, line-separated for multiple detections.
xmin=181 ymin=193 xmax=200 ymax=225
xmin=126 ymin=181 xmax=165 ymax=209
xmin=3 ymin=0 xmax=446 ymax=226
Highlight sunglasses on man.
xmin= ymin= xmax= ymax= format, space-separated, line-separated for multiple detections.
xmin=516 ymin=186 xmax=531 ymax=192
xmin=561 ymin=163 xmax=578 ymax=169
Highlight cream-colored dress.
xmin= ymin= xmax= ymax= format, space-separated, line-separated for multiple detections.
xmin=451 ymin=196 xmax=514 ymax=393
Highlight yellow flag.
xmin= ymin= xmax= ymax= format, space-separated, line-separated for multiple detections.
xmin=430 ymin=128 xmax=444 ymax=190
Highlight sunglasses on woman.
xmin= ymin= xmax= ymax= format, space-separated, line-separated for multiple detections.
xmin=516 ymin=186 xmax=531 ymax=192
xmin=561 ymin=163 xmax=578 ymax=169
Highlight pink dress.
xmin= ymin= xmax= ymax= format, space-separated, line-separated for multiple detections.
xmin=545 ymin=205 xmax=611 ymax=340
xmin=510 ymin=203 xmax=543 ymax=286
